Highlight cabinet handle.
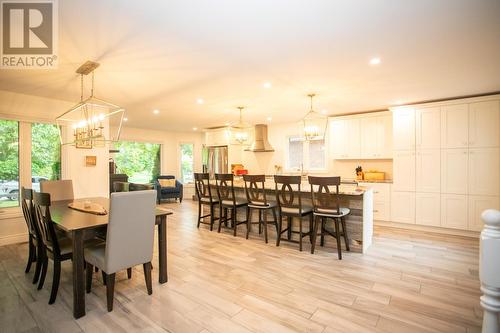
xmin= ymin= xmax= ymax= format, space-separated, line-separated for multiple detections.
xmin=374 ymin=191 xmax=380 ymax=194
xmin=373 ymin=210 xmax=379 ymax=213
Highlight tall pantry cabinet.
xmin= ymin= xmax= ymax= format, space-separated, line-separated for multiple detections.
xmin=391 ymin=96 xmax=500 ymax=231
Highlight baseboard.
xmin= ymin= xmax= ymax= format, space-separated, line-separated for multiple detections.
xmin=374 ymin=220 xmax=480 ymax=238
xmin=0 ymin=232 xmax=28 ymax=246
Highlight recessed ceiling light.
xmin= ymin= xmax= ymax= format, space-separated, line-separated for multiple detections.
xmin=123 ymin=117 xmax=128 ymax=122
xmin=266 ymin=117 xmax=272 ymax=121
xmin=263 ymin=82 xmax=272 ymax=89
xmin=369 ymin=57 xmax=381 ymax=65
xmin=192 ymin=127 xmax=198 ymax=131
xmin=224 ymin=122 xmax=230 ymax=126
xmin=153 ymin=109 xmax=160 ymax=114
xmin=196 ymin=98 xmax=204 ymax=104
xmin=321 ymin=109 xmax=328 ymax=115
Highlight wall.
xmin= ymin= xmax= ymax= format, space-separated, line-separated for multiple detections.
xmin=234 ymin=121 xmax=394 ymax=180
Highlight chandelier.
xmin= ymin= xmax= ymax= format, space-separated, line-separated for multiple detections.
xmin=302 ymin=93 xmax=328 ymax=141
xmin=56 ymin=61 xmax=125 ymax=149
xmin=231 ymin=106 xmax=252 ymax=145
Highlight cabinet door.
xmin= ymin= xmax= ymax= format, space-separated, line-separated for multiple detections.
xmin=469 ymin=100 xmax=500 ymax=148
xmin=393 ymin=108 xmax=416 ymax=150
xmin=391 ymin=191 xmax=415 ymax=224
xmin=378 ymin=115 xmax=393 ymax=158
xmin=330 ymin=119 xmax=346 ymax=158
xmin=361 ymin=117 xmax=378 ymax=158
xmin=441 ymin=149 xmax=468 ymax=194
xmin=469 ymin=148 xmax=500 ymax=196
xmin=441 ymin=104 xmax=469 ymax=148
xmin=416 ymin=192 xmax=441 ymax=227
xmin=373 ymin=200 xmax=391 ymax=221
xmin=393 ymin=151 xmax=416 ymax=191
xmin=468 ymin=195 xmax=500 ymax=231
xmin=345 ymin=118 xmax=361 ymax=158
xmin=416 ymin=107 xmax=440 ymax=149
xmin=416 ymin=149 xmax=440 ymax=193
xmin=441 ymin=194 xmax=468 ymax=229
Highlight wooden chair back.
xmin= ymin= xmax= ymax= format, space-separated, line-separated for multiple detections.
xmin=274 ymin=175 xmax=303 ymax=212
xmin=215 ymin=173 xmax=236 ymax=204
xmin=33 ymin=192 xmax=61 ymax=255
xmin=21 ymin=187 xmax=38 ymax=238
xmin=194 ymin=173 xmax=214 ymax=202
xmin=243 ymin=174 xmax=268 ymax=206
xmin=308 ymin=176 xmax=341 ymax=215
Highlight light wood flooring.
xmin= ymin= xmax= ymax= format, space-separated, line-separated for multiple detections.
xmin=0 ymin=200 xmax=482 ymax=332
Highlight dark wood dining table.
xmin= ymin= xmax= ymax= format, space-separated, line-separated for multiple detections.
xmin=49 ymin=197 xmax=172 ymax=319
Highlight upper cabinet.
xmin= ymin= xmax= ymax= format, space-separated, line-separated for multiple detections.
xmin=416 ymin=107 xmax=441 ymax=149
xmin=392 ymin=107 xmax=415 ymax=150
xmin=469 ymin=101 xmax=500 ymax=148
xmin=331 ymin=112 xmax=392 ymax=160
xmin=441 ymin=104 xmax=469 ymax=148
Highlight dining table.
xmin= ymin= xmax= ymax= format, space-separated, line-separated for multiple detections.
xmin=49 ymin=197 xmax=172 ymax=319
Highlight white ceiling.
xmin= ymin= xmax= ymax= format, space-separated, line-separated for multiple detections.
xmin=1 ymin=0 xmax=500 ymax=131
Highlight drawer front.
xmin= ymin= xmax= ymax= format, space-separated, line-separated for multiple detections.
xmin=373 ymin=200 xmax=391 ymax=221
xmin=359 ymin=183 xmax=391 ymax=202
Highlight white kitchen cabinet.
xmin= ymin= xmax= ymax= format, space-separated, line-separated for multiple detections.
xmin=468 ymin=195 xmax=500 ymax=231
xmin=441 ymin=194 xmax=468 ymax=229
xmin=441 ymin=149 xmax=468 ymax=194
xmin=361 ymin=114 xmax=392 ymax=159
xmin=359 ymin=182 xmax=391 ymax=221
xmin=468 ymin=148 xmax=500 ymax=196
xmin=393 ymin=151 xmax=416 ymax=191
xmin=416 ymin=107 xmax=441 ymax=149
xmin=391 ymin=191 xmax=415 ymax=224
xmin=330 ymin=118 xmax=360 ymax=159
xmin=416 ymin=149 xmax=440 ymax=193
xmin=392 ymin=107 xmax=415 ymax=150
xmin=416 ymin=192 xmax=441 ymax=227
xmin=441 ymin=104 xmax=469 ymax=149
xmin=469 ymin=100 xmax=500 ymax=148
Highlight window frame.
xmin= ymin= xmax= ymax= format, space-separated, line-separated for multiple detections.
xmin=285 ymin=135 xmax=328 ymax=173
xmin=178 ymin=142 xmax=195 ymax=184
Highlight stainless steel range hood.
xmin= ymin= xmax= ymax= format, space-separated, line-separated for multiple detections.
xmin=245 ymin=124 xmax=274 ymax=152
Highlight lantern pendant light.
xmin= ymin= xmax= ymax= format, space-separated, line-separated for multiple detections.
xmin=302 ymin=93 xmax=327 ymax=141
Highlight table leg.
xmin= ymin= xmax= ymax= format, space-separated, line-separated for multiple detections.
xmin=72 ymin=229 xmax=85 ymax=318
xmin=157 ymin=215 xmax=168 ymax=283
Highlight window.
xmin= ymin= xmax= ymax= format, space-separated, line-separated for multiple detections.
xmin=32 ymin=123 xmax=61 ymax=190
xmin=113 ymin=141 xmax=161 ymax=183
xmin=286 ymin=136 xmax=326 ymax=171
xmin=180 ymin=143 xmax=194 ymax=183
xmin=0 ymin=120 xmax=19 ymax=208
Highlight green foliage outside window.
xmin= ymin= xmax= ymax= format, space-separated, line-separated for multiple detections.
xmin=32 ymin=123 xmax=61 ymax=181
xmin=113 ymin=141 xmax=161 ymax=183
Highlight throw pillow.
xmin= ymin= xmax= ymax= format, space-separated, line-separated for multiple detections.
xmin=159 ymin=179 xmax=176 ymax=187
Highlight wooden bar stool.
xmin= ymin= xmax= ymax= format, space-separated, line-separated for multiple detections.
xmin=308 ymin=176 xmax=350 ymax=259
xmin=215 ymin=173 xmax=248 ymax=236
xmin=274 ymin=175 xmax=313 ymax=251
xmin=243 ymin=175 xmax=278 ymax=243
xmin=194 ymin=173 xmax=219 ymax=231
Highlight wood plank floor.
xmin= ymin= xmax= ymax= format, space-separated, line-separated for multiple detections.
xmin=0 ymin=200 xmax=482 ymax=332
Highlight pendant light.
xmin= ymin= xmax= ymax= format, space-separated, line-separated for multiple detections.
xmin=232 ymin=106 xmax=251 ymax=145
xmin=56 ymin=61 xmax=125 ymax=149
xmin=302 ymin=93 xmax=327 ymax=141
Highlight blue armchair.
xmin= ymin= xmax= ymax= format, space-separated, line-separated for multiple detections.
xmin=155 ymin=175 xmax=183 ymax=203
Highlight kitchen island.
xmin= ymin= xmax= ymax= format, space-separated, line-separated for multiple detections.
xmin=217 ymin=178 xmax=374 ymax=253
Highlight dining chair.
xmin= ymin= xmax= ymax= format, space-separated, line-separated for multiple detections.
xmin=40 ymin=179 xmax=74 ymax=201
xmin=243 ymin=174 xmax=278 ymax=243
xmin=274 ymin=175 xmax=313 ymax=251
xmin=194 ymin=173 xmax=219 ymax=231
xmin=21 ymin=187 xmax=43 ymax=284
xmin=308 ymin=176 xmax=350 ymax=259
xmin=33 ymin=192 xmax=74 ymax=304
xmin=215 ymin=173 xmax=248 ymax=236
xmin=84 ymin=190 xmax=157 ymax=312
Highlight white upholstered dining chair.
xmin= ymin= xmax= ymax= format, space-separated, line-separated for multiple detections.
xmin=40 ymin=180 xmax=74 ymax=201
xmin=84 ymin=190 xmax=157 ymax=311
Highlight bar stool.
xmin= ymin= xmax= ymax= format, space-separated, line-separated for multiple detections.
xmin=194 ymin=173 xmax=219 ymax=231
xmin=274 ymin=175 xmax=313 ymax=251
xmin=243 ymin=175 xmax=278 ymax=243
xmin=308 ymin=176 xmax=350 ymax=259
xmin=215 ymin=173 xmax=248 ymax=236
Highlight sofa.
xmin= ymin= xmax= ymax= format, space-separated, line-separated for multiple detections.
xmin=155 ymin=175 xmax=183 ymax=203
